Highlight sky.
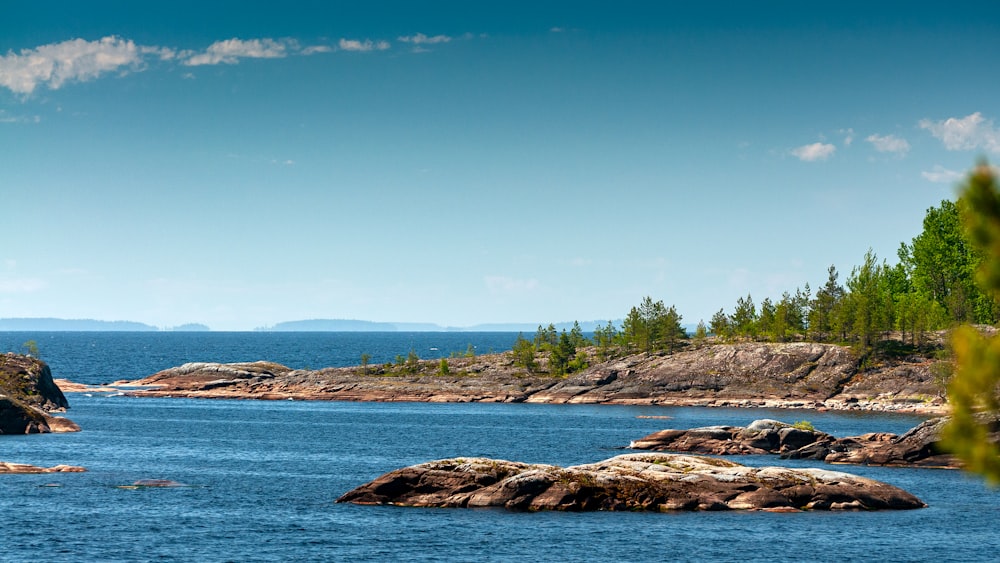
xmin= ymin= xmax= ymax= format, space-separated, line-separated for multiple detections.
xmin=2 ymin=1 xmax=1000 ymax=331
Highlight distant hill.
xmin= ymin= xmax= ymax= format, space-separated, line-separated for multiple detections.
xmin=255 ymin=319 xmax=620 ymax=332
xmin=0 ymin=318 xmax=158 ymax=331
xmin=260 ymin=319 xmax=400 ymax=332
xmin=170 ymin=323 xmax=212 ymax=332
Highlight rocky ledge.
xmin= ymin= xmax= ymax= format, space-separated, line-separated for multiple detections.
xmin=337 ymin=453 xmax=925 ymax=512
xmin=630 ymin=417 xmax=968 ymax=468
xmin=0 ymin=461 xmax=85 ymax=474
xmin=0 ymin=353 xmax=80 ymax=434
xmin=95 ymin=341 xmax=948 ymax=414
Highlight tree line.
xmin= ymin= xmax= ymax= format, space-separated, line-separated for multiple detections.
xmin=509 ymin=185 xmax=999 ymax=376
xmin=708 ymin=197 xmax=997 ymax=349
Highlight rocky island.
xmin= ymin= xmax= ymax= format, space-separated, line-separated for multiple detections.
xmin=1 ymin=353 xmax=79 ymax=434
xmin=630 ymin=417 xmax=965 ymax=468
xmin=1 ymin=353 xmax=83 ymax=473
xmin=91 ymin=341 xmax=947 ymax=414
xmin=337 ymin=453 xmax=926 ymax=512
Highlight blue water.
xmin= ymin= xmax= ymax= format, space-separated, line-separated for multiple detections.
xmin=0 ymin=331 xmax=523 ymax=384
xmin=1 ymin=333 xmax=998 ymax=562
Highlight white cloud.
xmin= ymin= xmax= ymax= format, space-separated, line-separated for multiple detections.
xmin=338 ymin=38 xmax=391 ymax=52
xmin=791 ymin=142 xmax=836 ymax=162
xmin=866 ymin=133 xmax=910 ymax=155
xmin=184 ymin=38 xmax=291 ymax=66
xmin=840 ymin=128 xmax=855 ymax=146
xmin=919 ymin=112 xmax=1000 ymax=154
xmin=301 ymin=45 xmax=333 ymax=55
xmin=921 ymin=165 xmax=963 ymax=184
xmin=550 ymin=27 xmax=566 ymax=33
xmin=484 ymin=275 xmax=539 ymax=295
xmin=140 ymin=46 xmax=178 ymax=60
xmin=0 ymin=36 xmax=145 ymax=94
xmin=397 ymin=33 xmax=451 ymax=45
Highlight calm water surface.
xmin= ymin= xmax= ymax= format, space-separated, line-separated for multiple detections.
xmin=1 ymin=333 xmax=998 ymax=562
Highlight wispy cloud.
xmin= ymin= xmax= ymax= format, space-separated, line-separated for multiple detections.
xmin=791 ymin=142 xmax=836 ymax=162
xmin=301 ymin=45 xmax=333 ymax=55
xmin=0 ymin=32 xmax=450 ymax=95
xmin=397 ymin=33 xmax=451 ymax=45
xmin=839 ymin=128 xmax=855 ymax=146
xmin=0 ymin=277 xmax=46 ymax=293
xmin=484 ymin=275 xmax=539 ymax=295
xmin=921 ymin=165 xmax=963 ymax=184
xmin=338 ymin=38 xmax=391 ymax=52
xmin=866 ymin=133 xmax=910 ymax=156
xmin=0 ymin=36 xmax=150 ymax=94
xmin=919 ymin=112 xmax=1000 ymax=154
xmin=184 ymin=38 xmax=292 ymax=66
xmin=0 ymin=109 xmax=40 ymax=124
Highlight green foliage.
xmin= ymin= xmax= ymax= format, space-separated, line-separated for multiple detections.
xmin=844 ymin=249 xmax=895 ymax=350
xmin=693 ymin=320 xmax=708 ymax=344
xmin=792 ymin=420 xmax=816 ymax=432
xmin=568 ymin=350 xmax=589 ymax=373
xmin=568 ymin=321 xmax=590 ymax=348
xmin=620 ymin=296 xmax=686 ymax=354
xmin=943 ymin=162 xmax=1000 ymax=484
xmin=709 ymin=308 xmax=731 ymax=340
xmin=731 ymin=294 xmax=757 ymax=340
xmin=592 ymin=320 xmax=618 ymax=360
xmin=534 ymin=324 xmax=558 ymax=349
xmin=900 ymin=198 xmax=994 ymax=324
xmin=808 ymin=266 xmax=845 ymax=341
xmin=464 ymin=344 xmax=476 ymax=358
xmin=21 ymin=340 xmax=39 ymax=357
xmin=511 ymin=332 xmax=537 ymax=373
xmin=438 ymin=358 xmax=450 ymax=376
xmin=548 ymin=331 xmax=576 ymax=376
xmin=360 ymin=353 xmax=371 ymax=375
xmin=407 ymin=349 xmax=420 ymax=367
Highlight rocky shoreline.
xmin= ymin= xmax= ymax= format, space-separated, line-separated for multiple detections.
xmin=69 ymin=342 xmax=949 ymax=415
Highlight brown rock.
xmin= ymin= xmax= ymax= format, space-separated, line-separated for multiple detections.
xmin=630 ymin=419 xmax=832 ymax=456
xmin=631 ymin=417 xmax=979 ymax=469
xmin=0 ymin=353 xmax=79 ymax=434
xmin=337 ymin=453 xmax=926 ymax=512
xmin=0 ymin=461 xmax=86 ymax=474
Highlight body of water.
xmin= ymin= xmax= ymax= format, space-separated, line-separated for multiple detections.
xmin=0 ymin=331 xmax=524 ymax=384
xmin=1 ymin=332 xmax=998 ymax=562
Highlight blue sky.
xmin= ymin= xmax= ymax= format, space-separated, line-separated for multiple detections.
xmin=2 ymin=2 xmax=1000 ymax=330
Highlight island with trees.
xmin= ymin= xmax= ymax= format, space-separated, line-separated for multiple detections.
xmin=55 ymin=163 xmax=1000 ymax=482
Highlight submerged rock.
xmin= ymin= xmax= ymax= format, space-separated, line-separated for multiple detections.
xmin=337 ymin=453 xmax=926 ymax=512
xmin=116 ymin=479 xmax=190 ymax=489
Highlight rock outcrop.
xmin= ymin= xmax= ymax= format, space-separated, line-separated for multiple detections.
xmin=630 ymin=418 xmax=966 ymax=468
xmin=98 ymin=341 xmax=947 ymax=413
xmin=630 ymin=419 xmax=831 ymax=455
xmin=0 ymin=353 xmax=79 ymax=434
xmin=0 ymin=462 xmax=85 ymax=474
xmin=337 ymin=453 xmax=926 ymax=512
